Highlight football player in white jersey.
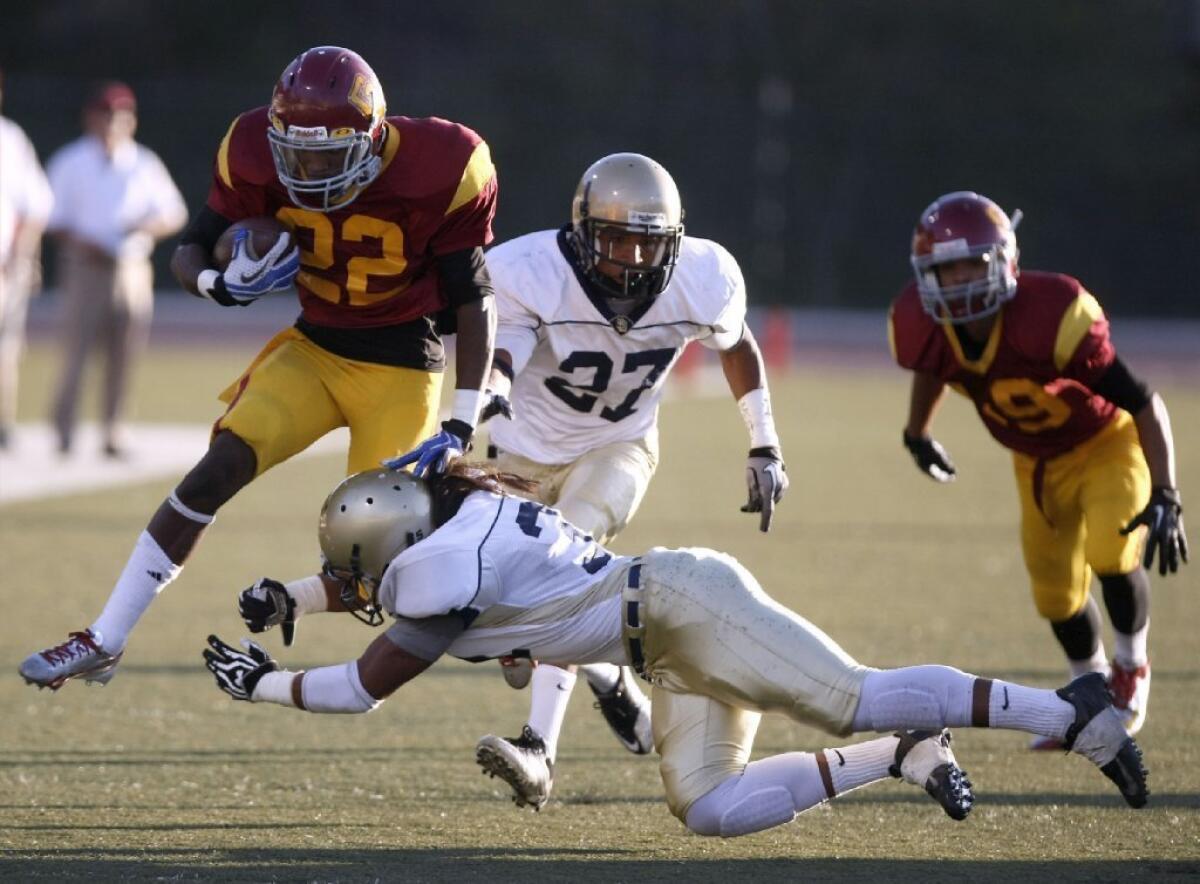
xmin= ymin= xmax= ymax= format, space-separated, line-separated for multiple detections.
xmin=208 ymin=466 xmax=1149 ymax=835
xmin=460 ymin=153 xmax=789 ymax=807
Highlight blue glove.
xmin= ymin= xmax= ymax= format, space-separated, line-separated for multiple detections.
xmin=384 ymin=419 xmax=473 ymax=477
xmin=223 ymin=229 xmax=300 ymax=303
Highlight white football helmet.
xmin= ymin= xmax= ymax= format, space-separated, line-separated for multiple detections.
xmin=569 ymin=152 xmax=684 ymax=301
xmin=318 ymin=469 xmax=433 ymax=625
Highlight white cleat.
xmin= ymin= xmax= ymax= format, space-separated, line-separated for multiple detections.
xmin=890 ymin=729 xmax=974 ymax=821
xmin=476 ymin=726 xmax=554 ymax=811
xmin=19 ymin=630 xmax=122 ymax=690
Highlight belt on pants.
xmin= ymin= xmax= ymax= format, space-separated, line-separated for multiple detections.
xmin=622 ymin=558 xmax=646 ymax=676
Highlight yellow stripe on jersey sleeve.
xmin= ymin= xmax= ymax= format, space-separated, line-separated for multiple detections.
xmin=216 ymin=116 xmax=240 ymax=190
xmin=886 ymin=306 xmax=899 ymax=362
xmin=445 ymin=141 xmax=495 ymax=216
xmin=1053 ymin=290 xmax=1104 ymax=372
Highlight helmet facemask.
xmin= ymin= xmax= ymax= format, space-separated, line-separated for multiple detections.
xmin=573 ymin=217 xmax=683 ymax=302
xmin=912 ymin=242 xmax=1018 ymax=325
xmin=268 ymin=125 xmax=381 ymax=212
xmin=317 ymin=470 xmax=433 ymax=627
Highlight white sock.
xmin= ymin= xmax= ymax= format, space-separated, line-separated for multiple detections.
xmin=823 ymin=735 xmax=899 ymax=796
xmin=90 ymin=531 xmax=181 ymax=653
xmin=987 ymin=680 xmax=1075 ymax=740
xmin=1113 ymin=623 xmax=1149 ymax=669
xmin=685 ymin=752 xmax=830 ymax=837
xmin=1069 ymin=643 xmax=1110 ymax=679
xmin=527 ymin=664 xmax=577 ymax=761
xmin=579 ymin=662 xmax=620 ymax=693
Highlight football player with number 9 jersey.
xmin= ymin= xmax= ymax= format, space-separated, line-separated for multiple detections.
xmin=468 ymin=153 xmax=789 ymax=809
xmin=19 ymin=46 xmax=499 ymax=692
xmin=889 ymin=191 xmax=1188 ymax=744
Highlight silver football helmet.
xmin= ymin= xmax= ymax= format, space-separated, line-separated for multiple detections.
xmin=318 ymin=469 xmax=433 ymax=625
xmin=569 ymin=152 xmax=685 ymax=301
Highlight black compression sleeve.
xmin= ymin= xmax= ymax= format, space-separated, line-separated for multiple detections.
xmin=436 ymin=246 xmax=494 ymax=308
xmin=178 ymin=205 xmax=234 ymax=253
xmin=1092 ymin=355 xmax=1152 ymax=414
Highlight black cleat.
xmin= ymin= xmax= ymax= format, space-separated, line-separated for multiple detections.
xmin=589 ymin=667 xmax=653 ymax=755
xmin=1057 ymin=672 xmax=1149 ymax=809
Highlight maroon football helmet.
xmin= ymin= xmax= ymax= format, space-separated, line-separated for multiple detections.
xmin=910 ymin=191 xmax=1021 ymax=323
xmin=267 ymin=46 xmax=386 ymax=211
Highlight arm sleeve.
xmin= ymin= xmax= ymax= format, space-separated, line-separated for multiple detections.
xmin=204 ymin=114 xmax=270 ymax=220
xmin=436 ymin=246 xmax=494 ymax=308
xmin=490 ymin=255 xmax=543 ymax=375
xmin=383 ymin=615 xmax=467 ymax=662
xmin=429 ymin=139 xmax=497 ymax=256
xmin=1054 ymin=289 xmax=1115 ymax=385
xmin=379 ymin=545 xmax=480 ymax=620
xmin=178 ymin=204 xmax=235 ymax=252
xmin=697 ymin=245 xmax=749 ymax=351
xmin=1091 ymin=355 xmax=1152 ymax=414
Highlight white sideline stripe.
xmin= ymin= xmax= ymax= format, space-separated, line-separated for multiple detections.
xmin=0 ymin=423 xmax=351 ymax=506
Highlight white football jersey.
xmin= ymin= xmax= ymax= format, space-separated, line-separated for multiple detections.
xmin=487 ymin=228 xmax=747 ymax=464
xmin=377 ymin=490 xmax=629 ymax=664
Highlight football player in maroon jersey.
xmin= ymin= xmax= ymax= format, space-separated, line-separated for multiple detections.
xmin=888 ymin=191 xmax=1188 ymax=744
xmin=19 ymin=46 xmax=500 ymax=690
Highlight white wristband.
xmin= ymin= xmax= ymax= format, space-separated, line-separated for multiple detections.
xmin=737 ymin=387 xmax=781 ymax=449
xmin=251 ymin=670 xmax=298 ymax=707
xmin=452 ymin=388 xmax=486 ymax=429
xmin=285 ymin=575 xmax=328 ymax=616
xmin=197 ymin=268 xmax=221 ymax=299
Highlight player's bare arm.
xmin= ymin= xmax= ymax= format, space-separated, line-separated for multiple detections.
xmin=902 ymin=372 xmax=957 ymax=482
xmin=719 ymin=327 xmax=788 ymax=531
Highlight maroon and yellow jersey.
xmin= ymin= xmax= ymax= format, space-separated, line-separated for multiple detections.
xmin=889 ymin=271 xmax=1119 ymax=459
xmin=206 ymin=106 xmax=496 ymax=329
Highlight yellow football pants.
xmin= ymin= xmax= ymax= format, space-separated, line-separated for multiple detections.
xmin=1012 ymin=411 xmax=1150 ymax=622
xmin=215 ymin=327 xmax=441 ymax=477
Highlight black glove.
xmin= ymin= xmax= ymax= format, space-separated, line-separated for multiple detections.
xmin=741 ymin=446 xmax=789 ymax=533
xmin=203 ymin=635 xmax=278 ymax=702
xmin=479 ymin=390 xmax=514 ymax=424
xmin=903 ymin=430 xmax=957 ymax=483
xmin=1121 ymin=486 xmax=1189 ymax=576
xmin=238 ymin=577 xmax=297 ymax=646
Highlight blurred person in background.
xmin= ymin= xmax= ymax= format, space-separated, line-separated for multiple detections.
xmin=889 ymin=191 xmax=1188 ymax=747
xmin=45 ymin=81 xmax=187 ymax=458
xmin=19 ymin=47 xmax=497 ymax=693
xmin=0 ymin=68 xmax=54 ymax=451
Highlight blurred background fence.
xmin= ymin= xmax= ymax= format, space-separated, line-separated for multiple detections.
xmin=4 ymin=0 xmax=1200 ymax=316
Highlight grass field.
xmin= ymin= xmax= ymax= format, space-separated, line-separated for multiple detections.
xmin=1 ymin=341 xmax=1198 ymax=882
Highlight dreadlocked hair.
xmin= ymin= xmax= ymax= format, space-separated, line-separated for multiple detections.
xmin=426 ymin=459 xmax=540 ymax=527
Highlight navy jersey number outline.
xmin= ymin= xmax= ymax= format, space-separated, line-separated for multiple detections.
xmin=543 ymin=348 xmax=676 ymax=422
xmin=515 ymin=500 xmax=611 ymax=574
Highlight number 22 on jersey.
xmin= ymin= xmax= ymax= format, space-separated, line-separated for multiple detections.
xmin=276 ymin=207 xmax=409 ymax=306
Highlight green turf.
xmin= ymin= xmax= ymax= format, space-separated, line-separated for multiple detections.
xmin=1 ymin=343 xmax=1198 ymax=882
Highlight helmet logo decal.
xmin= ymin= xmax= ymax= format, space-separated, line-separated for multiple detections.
xmin=931 ymin=239 xmax=969 ymax=259
xmin=347 ymin=73 xmax=373 ymax=117
xmin=627 ymin=209 xmax=668 ymax=230
xmin=287 ymin=125 xmax=329 ymax=141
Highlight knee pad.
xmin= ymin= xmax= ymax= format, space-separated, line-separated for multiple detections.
xmin=685 ymin=780 xmax=795 ymax=838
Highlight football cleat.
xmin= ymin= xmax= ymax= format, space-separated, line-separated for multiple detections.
xmin=1057 ymin=672 xmax=1149 ymax=808
xmin=498 ymin=656 xmax=534 ymax=690
xmin=890 ymin=728 xmax=974 ymax=821
xmin=476 ymin=726 xmax=555 ymax=811
xmin=1109 ymin=658 xmax=1151 ymax=736
xmin=590 ymin=666 xmax=653 ymax=755
xmin=19 ymin=630 xmax=123 ymax=690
